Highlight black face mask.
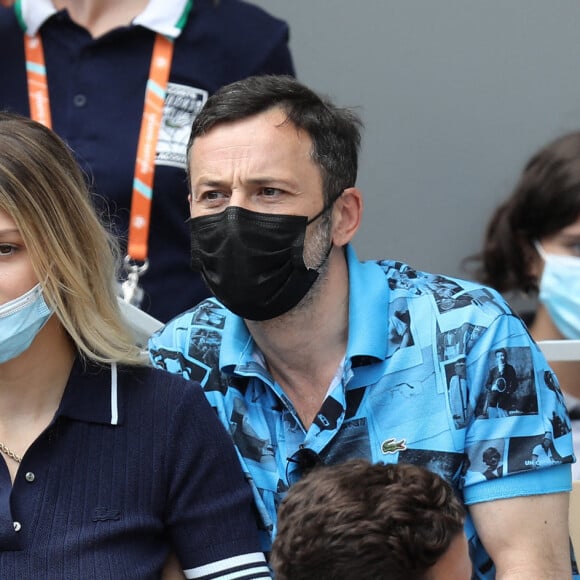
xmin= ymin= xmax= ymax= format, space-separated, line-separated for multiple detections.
xmin=190 ymin=205 xmax=331 ymax=321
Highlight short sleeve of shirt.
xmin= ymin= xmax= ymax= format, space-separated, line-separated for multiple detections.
xmin=460 ymin=311 xmax=574 ymax=505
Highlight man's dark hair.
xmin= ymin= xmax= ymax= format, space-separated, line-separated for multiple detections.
xmin=271 ymin=459 xmax=466 ymax=580
xmin=187 ymin=74 xmax=362 ymax=206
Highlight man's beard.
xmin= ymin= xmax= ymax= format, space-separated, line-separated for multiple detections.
xmin=304 ymin=211 xmax=333 ymax=269
xmin=294 ymin=213 xmax=333 ymax=312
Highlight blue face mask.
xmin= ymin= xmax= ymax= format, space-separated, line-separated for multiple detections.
xmin=0 ymin=284 xmax=53 ymax=364
xmin=535 ymin=241 xmax=580 ymax=340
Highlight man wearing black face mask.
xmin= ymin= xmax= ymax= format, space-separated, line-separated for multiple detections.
xmin=148 ymin=75 xmax=577 ymax=579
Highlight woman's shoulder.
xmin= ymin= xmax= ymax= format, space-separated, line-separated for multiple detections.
xmin=118 ymin=363 xmax=204 ymax=402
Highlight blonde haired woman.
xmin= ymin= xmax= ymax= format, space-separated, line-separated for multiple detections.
xmin=0 ymin=112 xmax=267 ymax=579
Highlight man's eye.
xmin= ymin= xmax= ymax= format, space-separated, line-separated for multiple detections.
xmin=197 ymin=191 xmax=227 ymax=203
xmin=261 ymin=188 xmax=282 ymax=197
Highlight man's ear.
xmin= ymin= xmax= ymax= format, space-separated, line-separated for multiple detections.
xmin=332 ymin=187 xmax=363 ymax=246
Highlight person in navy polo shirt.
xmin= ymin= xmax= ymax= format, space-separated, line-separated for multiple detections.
xmin=150 ymin=75 xmax=578 ymax=579
xmin=0 ymin=112 xmax=269 ymax=579
xmin=0 ymin=0 xmax=295 ymax=321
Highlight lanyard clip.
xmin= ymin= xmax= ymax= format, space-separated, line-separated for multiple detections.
xmin=120 ymin=256 xmax=149 ymax=308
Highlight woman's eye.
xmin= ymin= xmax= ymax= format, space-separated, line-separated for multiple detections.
xmin=0 ymin=244 xmax=16 ymax=256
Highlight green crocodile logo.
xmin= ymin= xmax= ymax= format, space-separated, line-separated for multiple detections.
xmin=381 ymin=437 xmax=407 ymax=454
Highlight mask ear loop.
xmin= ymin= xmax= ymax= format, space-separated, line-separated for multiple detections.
xmin=534 ymin=240 xmax=548 ymax=261
xmin=306 ymin=189 xmax=345 ymax=225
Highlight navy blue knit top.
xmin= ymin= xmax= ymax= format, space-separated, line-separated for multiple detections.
xmin=0 ymin=358 xmax=269 ymax=579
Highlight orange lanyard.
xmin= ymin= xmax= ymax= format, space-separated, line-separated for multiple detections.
xmin=24 ymin=34 xmax=52 ymax=128
xmin=24 ymin=32 xmax=174 ymax=266
xmin=128 ymin=33 xmax=174 ymax=263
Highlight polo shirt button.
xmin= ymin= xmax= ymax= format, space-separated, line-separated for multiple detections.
xmin=13 ymin=521 xmax=21 ymax=532
xmin=25 ymin=472 xmax=35 ymax=482
xmin=73 ymin=94 xmax=87 ymax=107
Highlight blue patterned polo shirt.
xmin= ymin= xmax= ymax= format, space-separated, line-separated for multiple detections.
xmin=150 ymin=244 xmax=577 ymax=579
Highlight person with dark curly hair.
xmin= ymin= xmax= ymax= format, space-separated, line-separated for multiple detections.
xmin=465 ymin=130 xmax=580 ymax=476
xmin=270 ymin=459 xmax=471 ymax=580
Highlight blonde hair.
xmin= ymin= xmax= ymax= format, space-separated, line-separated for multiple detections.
xmin=0 ymin=112 xmax=144 ymax=365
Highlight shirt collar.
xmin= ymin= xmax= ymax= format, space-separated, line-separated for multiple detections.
xmin=16 ymin=0 xmax=193 ymax=38
xmin=15 ymin=0 xmax=55 ymax=36
xmin=220 ymin=312 xmax=255 ymax=374
xmin=219 ymin=244 xmax=390 ymax=373
xmin=56 ymin=357 xmax=122 ymax=426
xmin=133 ymin=0 xmax=193 ymax=38
xmin=344 ymin=244 xmax=389 ymax=362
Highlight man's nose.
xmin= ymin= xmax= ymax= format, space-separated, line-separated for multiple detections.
xmin=228 ymin=190 xmax=252 ymax=210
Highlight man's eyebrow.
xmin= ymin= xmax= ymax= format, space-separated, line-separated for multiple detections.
xmin=193 ymin=178 xmax=228 ymax=188
xmin=194 ymin=176 xmax=299 ymax=189
xmin=245 ymin=177 xmax=297 ymax=188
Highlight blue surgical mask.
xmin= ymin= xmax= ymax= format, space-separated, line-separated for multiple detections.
xmin=0 ymin=284 xmax=53 ymax=363
xmin=535 ymin=241 xmax=580 ymax=340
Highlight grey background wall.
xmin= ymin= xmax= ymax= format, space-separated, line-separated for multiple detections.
xmin=249 ymin=0 xmax=580 ymax=285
